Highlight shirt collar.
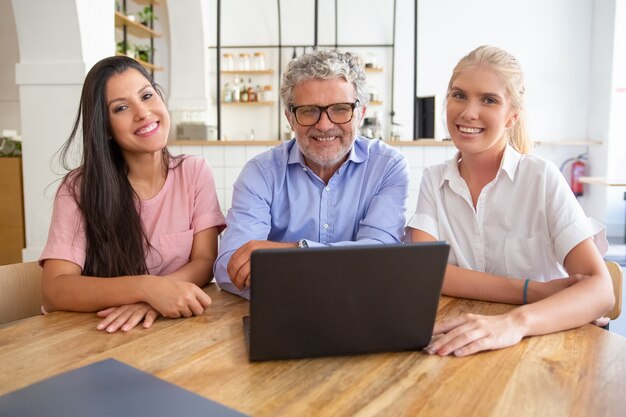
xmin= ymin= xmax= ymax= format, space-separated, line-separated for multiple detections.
xmin=439 ymin=144 xmax=522 ymax=188
xmin=500 ymin=144 xmax=522 ymax=181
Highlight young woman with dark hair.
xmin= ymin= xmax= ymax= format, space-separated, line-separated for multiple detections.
xmin=40 ymin=56 xmax=225 ymax=333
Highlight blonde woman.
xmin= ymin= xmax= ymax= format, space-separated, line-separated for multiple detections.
xmin=409 ymin=46 xmax=614 ymax=356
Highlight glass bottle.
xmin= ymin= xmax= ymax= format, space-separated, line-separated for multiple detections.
xmin=222 ymin=82 xmax=233 ymax=103
xmin=247 ymin=78 xmax=256 ymax=102
xmin=240 ymin=77 xmax=249 ymax=102
xmin=232 ymin=77 xmax=241 ymax=102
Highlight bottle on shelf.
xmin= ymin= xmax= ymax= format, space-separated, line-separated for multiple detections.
xmin=232 ymin=77 xmax=241 ymax=102
xmin=222 ymin=82 xmax=233 ymax=103
xmin=368 ymin=86 xmax=380 ymax=103
xmin=238 ymin=53 xmax=251 ymax=71
xmin=240 ymin=77 xmax=249 ymax=102
xmin=247 ymin=78 xmax=256 ymax=102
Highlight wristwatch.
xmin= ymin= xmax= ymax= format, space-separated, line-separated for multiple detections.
xmin=297 ymin=239 xmax=308 ymax=248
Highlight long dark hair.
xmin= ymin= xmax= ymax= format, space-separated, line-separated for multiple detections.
xmin=59 ymin=56 xmax=172 ymax=277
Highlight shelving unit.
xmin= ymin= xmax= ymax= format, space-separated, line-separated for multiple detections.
xmin=114 ymin=12 xmax=161 ymax=38
xmin=115 ymin=0 xmax=163 ymax=74
xmin=211 ymin=0 xmax=398 ymax=142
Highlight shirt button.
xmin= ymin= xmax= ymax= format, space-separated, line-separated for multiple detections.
xmin=303 ymin=167 xmax=308 ymax=172
xmin=323 ymin=223 xmax=329 ymax=229
xmin=325 ymin=187 xmax=330 ymax=192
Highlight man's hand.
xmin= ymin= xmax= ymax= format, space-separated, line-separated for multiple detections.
xmin=227 ymin=240 xmax=298 ymax=290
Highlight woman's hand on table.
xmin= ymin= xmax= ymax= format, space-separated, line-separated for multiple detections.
xmin=424 ymin=311 xmax=528 ymax=357
xmin=143 ymin=277 xmax=212 ymax=318
xmin=96 ymin=303 xmax=159 ymax=333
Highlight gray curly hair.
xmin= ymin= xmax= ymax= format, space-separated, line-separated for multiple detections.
xmin=280 ymin=49 xmax=368 ymax=108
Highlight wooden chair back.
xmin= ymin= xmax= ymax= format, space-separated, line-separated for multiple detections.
xmin=0 ymin=261 xmax=42 ymax=325
xmin=605 ymin=260 xmax=623 ymax=321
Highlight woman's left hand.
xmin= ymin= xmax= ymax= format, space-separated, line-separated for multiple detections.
xmin=424 ymin=312 xmax=528 ymax=357
xmin=96 ymin=303 xmax=160 ymax=333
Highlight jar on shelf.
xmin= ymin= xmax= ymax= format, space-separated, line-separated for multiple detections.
xmin=237 ymin=53 xmax=251 ymax=71
xmin=222 ymin=53 xmax=234 ymax=71
xmin=261 ymin=85 xmax=273 ymax=102
xmin=364 ymin=53 xmax=378 ymax=69
xmin=253 ymin=52 xmax=266 ymax=70
xmin=367 ymin=86 xmax=380 ymax=103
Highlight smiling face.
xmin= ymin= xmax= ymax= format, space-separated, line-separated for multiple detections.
xmin=286 ymin=77 xmax=365 ymax=178
xmin=446 ymin=64 xmax=518 ymax=160
xmin=106 ymin=68 xmax=170 ymax=158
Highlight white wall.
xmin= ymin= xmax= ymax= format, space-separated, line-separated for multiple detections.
xmin=417 ymin=0 xmax=593 ymax=142
xmin=166 ymin=0 xmax=211 ymax=134
xmin=12 ymin=0 xmax=113 ymax=261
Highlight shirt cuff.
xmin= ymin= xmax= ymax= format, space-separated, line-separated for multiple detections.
xmin=553 ymin=216 xmax=608 ymax=264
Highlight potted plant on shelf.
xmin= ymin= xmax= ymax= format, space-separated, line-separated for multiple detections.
xmin=138 ymin=6 xmax=158 ymax=26
xmin=116 ymin=42 xmax=135 ymax=58
xmin=135 ymin=45 xmax=154 ymax=63
xmin=0 ymin=136 xmax=22 ymax=157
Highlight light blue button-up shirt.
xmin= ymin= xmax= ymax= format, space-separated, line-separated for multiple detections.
xmin=214 ymin=136 xmax=409 ymax=298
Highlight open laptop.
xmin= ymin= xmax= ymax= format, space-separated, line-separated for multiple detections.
xmin=243 ymin=242 xmax=450 ymax=361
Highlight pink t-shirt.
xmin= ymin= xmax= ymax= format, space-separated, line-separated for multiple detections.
xmin=39 ymin=156 xmax=226 ymax=276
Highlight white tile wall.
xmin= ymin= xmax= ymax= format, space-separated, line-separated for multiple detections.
xmin=224 ymin=147 xmax=248 ymax=167
xmin=171 ymin=143 xmax=584 ymax=217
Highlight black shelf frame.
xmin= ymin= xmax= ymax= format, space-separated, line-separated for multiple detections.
xmin=212 ymin=0 xmax=415 ymax=142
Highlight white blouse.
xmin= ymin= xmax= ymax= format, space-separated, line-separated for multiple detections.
xmin=407 ymin=145 xmax=607 ymax=282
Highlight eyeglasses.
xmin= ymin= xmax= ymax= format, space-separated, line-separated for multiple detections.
xmin=290 ymin=101 xmax=359 ymax=126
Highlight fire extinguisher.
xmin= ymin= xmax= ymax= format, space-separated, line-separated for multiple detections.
xmin=570 ymin=158 xmax=586 ymax=197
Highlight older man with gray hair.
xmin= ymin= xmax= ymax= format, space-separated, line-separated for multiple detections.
xmin=214 ymin=49 xmax=409 ymax=299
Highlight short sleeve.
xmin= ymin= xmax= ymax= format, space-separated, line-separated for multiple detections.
xmin=406 ymin=168 xmax=440 ymax=240
xmin=544 ymin=162 xmax=608 ymax=263
xmin=189 ymin=158 xmax=226 ymax=235
xmin=38 ymin=181 xmax=87 ymax=269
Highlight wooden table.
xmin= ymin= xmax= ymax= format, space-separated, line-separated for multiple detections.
xmin=1 ymin=284 xmax=625 ymax=417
